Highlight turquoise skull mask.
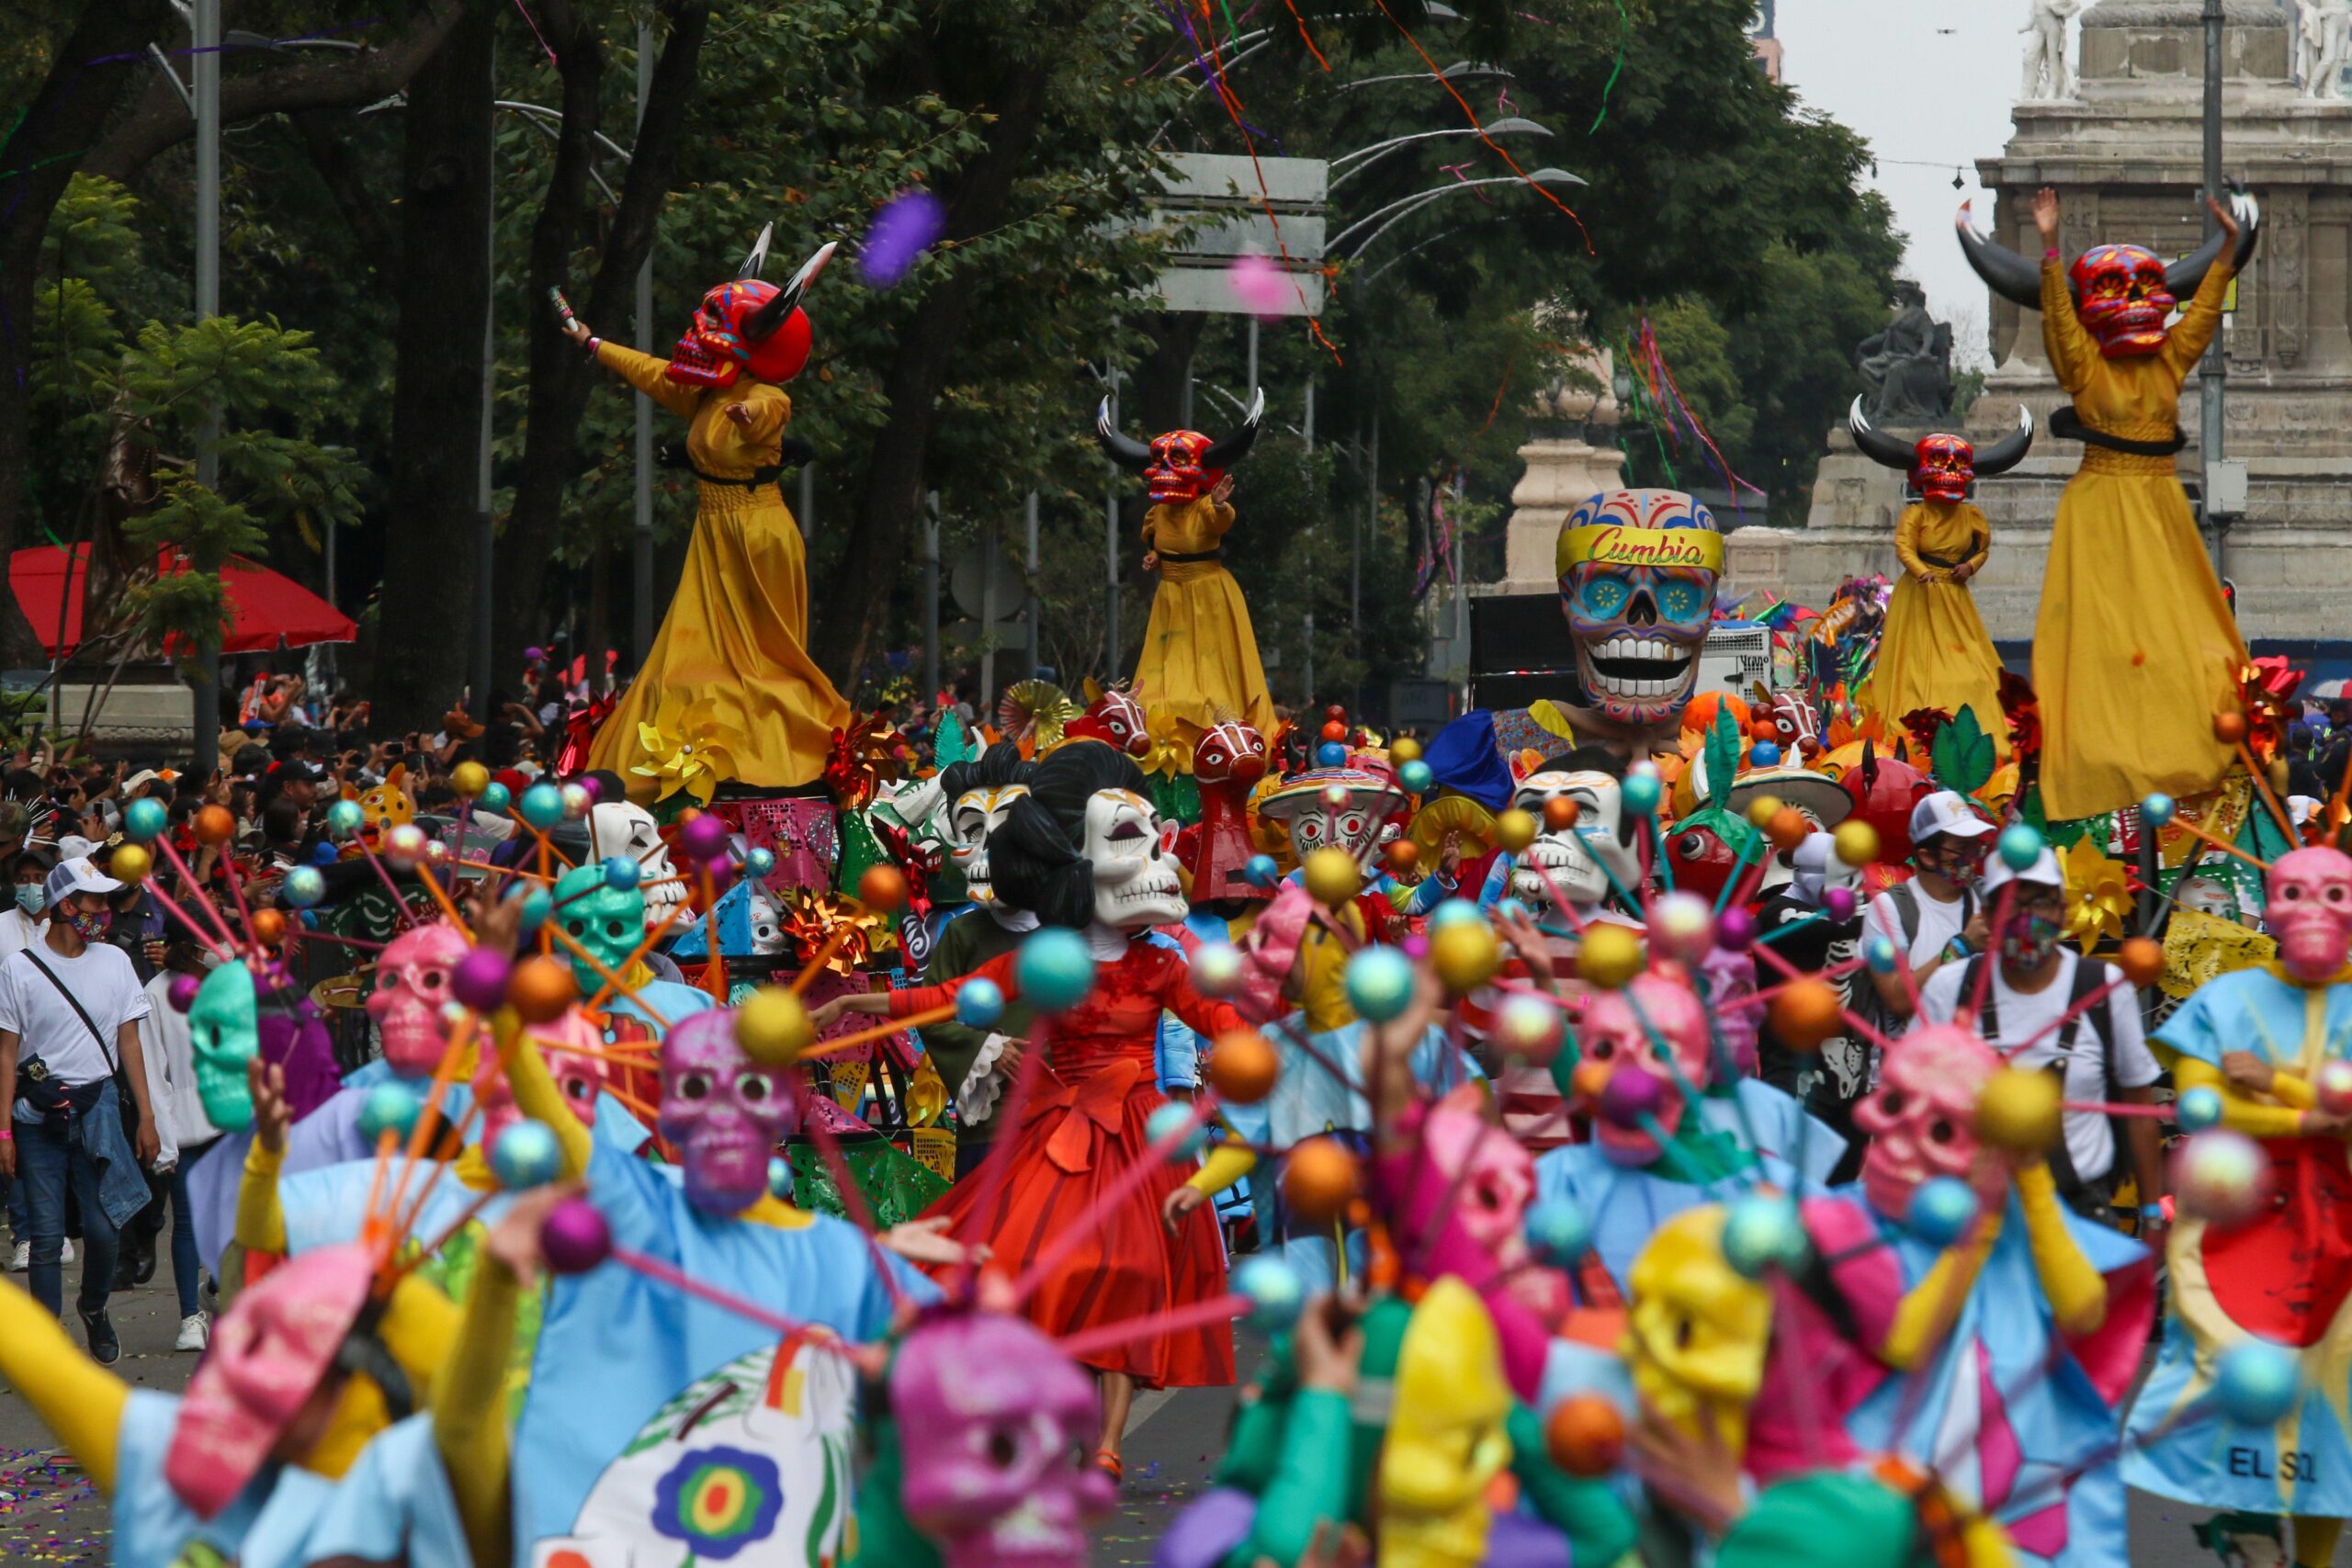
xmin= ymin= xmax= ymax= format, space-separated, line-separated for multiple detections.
xmin=553 ymin=863 xmax=650 ymax=994
xmin=191 ymin=962 xmax=261 ymax=1131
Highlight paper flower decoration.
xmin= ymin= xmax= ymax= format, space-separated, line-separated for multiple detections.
xmin=781 ymin=890 xmax=882 ymax=975
xmin=823 ymin=713 xmax=903 ymax=810
xmin=2237 ymin=656 xmax=2304 ymax=763
xmin=651 ymin=1445 xmax=785 ymax=1561
xmin=2059 ymin=835 xmax=2132 ymax=949
xmin=1134 ymin=706 xmax=1196 ymax=780
xmin=630 ymin=696 xmax=740 ymax=805
xmin=996 ymin=680 xmax=1080 ymax=753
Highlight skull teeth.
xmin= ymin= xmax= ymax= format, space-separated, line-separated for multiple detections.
xmin=1584 ymin=635 xmax=1695 ymax=700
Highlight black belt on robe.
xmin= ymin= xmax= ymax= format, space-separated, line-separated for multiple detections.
xmin=2050 ymin=407 xmax=2187 ymax=457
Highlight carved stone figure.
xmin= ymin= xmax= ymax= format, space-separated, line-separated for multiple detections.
xmin=2299 ymin=0 xmax=2352 ymax=99
xmin=1855 ymin=283 xmax=1953 ymax=425
xmin=2021 ymin=0 xmax=2086 ymax=101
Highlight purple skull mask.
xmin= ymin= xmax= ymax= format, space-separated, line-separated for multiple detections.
xmin=890 ymin=1309 xmax=1113 ymax=1568
xmin=659 ymin=1010 xmax=795 ymax=1216
xmin=365 ymin=920 xmax=467 ymax=1077
xmin=1555 ymin=490 xmax=1722 ymax=726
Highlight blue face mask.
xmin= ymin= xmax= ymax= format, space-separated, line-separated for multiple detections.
xmin=14 ymin=886 xmax=43 ymax=918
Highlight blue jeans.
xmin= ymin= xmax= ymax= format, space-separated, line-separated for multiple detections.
xmin=16 ymin=1102 xmax=123 ymax=1318
xmin=167 ymin=1144 xmax=211 ymax=1319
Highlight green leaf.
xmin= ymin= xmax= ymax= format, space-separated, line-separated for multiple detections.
xmin=1929 ymin=707 xmax=1995 ymax=798
xmin=1703 ymin=704 xmax=1739 ymax=816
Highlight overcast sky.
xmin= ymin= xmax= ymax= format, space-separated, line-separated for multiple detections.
xmin=1775 ymin=0 xmax=2045 ymax=368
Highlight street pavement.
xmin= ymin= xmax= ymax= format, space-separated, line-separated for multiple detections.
xmin=0 ymin=1278 xmax=2324 ymax=1564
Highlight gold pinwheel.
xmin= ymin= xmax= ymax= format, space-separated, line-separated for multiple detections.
xmin=630 ymin=695 xmax=740 ymax=805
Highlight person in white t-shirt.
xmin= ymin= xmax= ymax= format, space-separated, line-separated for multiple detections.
xmin=1915 ymin=845 xmax=2165 ymax=1230
xmin=140 ymin=940 xmax=220 ymax=1351
xmin=1863 ymin=790 xmax=1996 ymax=1022
xmin=0 ymin=856 xmax=159 ymax=1364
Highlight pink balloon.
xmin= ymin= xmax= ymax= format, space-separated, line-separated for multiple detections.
xmin=1227 ymin=254 xmax=1292 ymax=317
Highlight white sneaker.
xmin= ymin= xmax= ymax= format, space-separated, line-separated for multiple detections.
xmin=6 ymin=1240 xmax=24 ymax=1272
xmin=175 ymin=1313 xmax=209 ymax=1352
xmin=61 ymin=1239 xmax=74 ymax=1264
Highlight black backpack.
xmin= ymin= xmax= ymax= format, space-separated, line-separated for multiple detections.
xmin=1959 ymin=953 xmax=2119 ymax=1202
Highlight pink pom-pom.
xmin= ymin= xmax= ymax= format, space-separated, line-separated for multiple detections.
xmin=1227 ymin=254 xmax=1292 ymax=317
xmin=166 ymin=973 xmax=202 ymax=1014
xmin=542 ymin=1197 xmax=613 ymax=1275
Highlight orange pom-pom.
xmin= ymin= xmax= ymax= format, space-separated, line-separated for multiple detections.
xmin=2117 ymin=935 xmax=2164 ymax=989
xmin=249 ymin=909 xmax=287 ymax=948
xmin=509 ymin=955 xmax=579 ymax=1023
xmin=1385 ymin=839 xmax=1420 ymax=874
xmin=857 ymin=863 xmax=909 ymax=914
xmin=1769 ymin=977 xmax=1844 ymax=1052
xmin=1543 ymin=795 xmax=1579 ymax=832
xmin=1319 ymin=720 xmax=1349 ymax=744
xmin=1569 ymin=1059 xmax=1614 ymax=1103
xmin=1545 ymin=1393 xmax=1627 ymax=1477
xmin=2213 ymin=712 xmax=2248 ymax=746
xmin=1205 ymin=1030 xmax=1280 ymax=1105
xmin=1283 ymin=1137 xmax=1361 ymax=1226
xmin=195 ymin=806 xmax=236 ymax=847
xmin=1766 ymin=807 xmax=1811 ymax=852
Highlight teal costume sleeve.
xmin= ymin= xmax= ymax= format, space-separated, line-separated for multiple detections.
xmin=2150 ymin=977 xmax=2222 ymax=1065
xmin=1219 ymin=1389 xmax=1353 ymax=1568
xmin=1506 ymin=1400 xmax=1639 ymax=1567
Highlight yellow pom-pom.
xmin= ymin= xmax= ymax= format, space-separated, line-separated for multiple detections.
xmin=451 ymin=761 xmax=491 ymax=800
xmin=1303 ymin=847 xmax=1363 ymax=909
xmin=1745 ymin=794 xmax=1785 ymax=829
xmin=108 ymin=844 xmax=152 ymax=885
xmin=1430 ymin=921 xmax=1502 ymax=993
xmin=736 ymin=987 xmax=814 ymax=1066
xmin=1974 ymin=1067 xmax=2062 ymax=1153
xmin=1832 ymin=819 xmax=1881 ymax=870
xmin=1494 ymin=808 xmax=1538 ymax=856
xmin=1390 ymin=736 xmax=1424 ymax=764
xmin=1578 ymin=923 xmax=1645 ymax=989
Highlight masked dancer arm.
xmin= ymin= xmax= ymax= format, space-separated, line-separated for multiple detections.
xmin=2016 ymin=1159 xmax=2107 ymax=1337
xmin=2033 ymin=190 xmax=2097 ymax=396
xmin=0 ymin=1283 xmax=125 ymax=1493
xmin=1894 ymin=510 xmax=1940 ymax=583
xmin=585 ymin=340 xmax=701 ymax=419
xmin=2173 ymin=1055 xmax=2319 ymax=1138
xmin=2162 ymin=198 xmax=2241 ymax=379
xmin=493 ymin=1013 xmax=594 ymax=1183
xmin=234 ymin=1058 xmax=295 ymax=1255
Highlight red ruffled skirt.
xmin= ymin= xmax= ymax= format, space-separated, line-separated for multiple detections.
xmin=920 ymin=1055 xmax=1235 ymax=1389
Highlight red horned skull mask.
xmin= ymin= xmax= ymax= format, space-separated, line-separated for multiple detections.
xmin=2069 ymin=243 xmax=2176 ymax=358
xmin=663 ymin=235 xmax=834 ymax=389
xmin=1910 ymin=434 xmax=1974 ymax=505
xmin=1095 ymin=389 xmax=1264 ymax=507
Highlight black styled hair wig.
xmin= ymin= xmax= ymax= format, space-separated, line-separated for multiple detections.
xmin=1537 ymin=746 xmax=1625 ymax=781
xmin=988 ymin=740 xmax=1150 ymax=929
xmin=938 ymin=744 xmax=1035 ymax=804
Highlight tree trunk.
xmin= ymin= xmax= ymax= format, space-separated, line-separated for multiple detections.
xmin=492 ymin=2 xmax=709 ymax=638
xmin=0 ymin=0 xmax=176 ymax=667
xmin=808 ymin=61 xmax=1057 ymax=683
xmin=375 ymin=1 xmax=493 ymax=733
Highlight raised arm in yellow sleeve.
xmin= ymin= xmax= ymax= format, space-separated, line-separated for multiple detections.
xmin=2161 ymin=258 xmax=2235 ymax=379
xmin=2016 ymin=1161 xmax=2106 ymax=1337
xmin=435 ymin=1250 xmax=521 ymax=1568
xmin=236 ymin=1132 xmax=289 ymax=1256
xmin=495 ymin=1014 xmax=593 ymax=1182
xmin=0 ymin=1282 xmax=126 ymax=1494
xmin=593 ymin=340 xmax=700 ymax=419
xmin=1881 ymin=1209 xmax=2001 ymax=1371
xmin=2176 ymin=1056 xmax=2314 ymax=1140
xmin=2040 ymin=257 xmax=2097 ymax=396
xmin=1185 ymin=1141 xmax=1259 ymax=1200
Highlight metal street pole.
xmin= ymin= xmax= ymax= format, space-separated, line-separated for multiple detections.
xmin=1245 ymin=316 xmax=1259 ymax=398
xmin=631 ymin=20 xmax=655 ymax=675
xmin=1303 ymin=377 xmax=1314 ymax=453
xmin=473 ymin=96 xmax=495 ymax=724
xmin=2199 ymin=0 xmax=2227 ymax=579
xmin=190 ymin=0 xmax=220 ymax=768
xmin=1105 ymin=381 xmax=1123 ymax=679
xmin=1024 ymin=489 xmax=1041 ymax=680
xmin=924 ymin=491 xmax=941 ymax=703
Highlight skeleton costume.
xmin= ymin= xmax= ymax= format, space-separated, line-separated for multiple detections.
xmin=582 ymin=235 xmax=851 ymax=794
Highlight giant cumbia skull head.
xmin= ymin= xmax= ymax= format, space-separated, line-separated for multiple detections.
xmin=1856 ymin=1025 xmax=2002 ymax=1224
xmin=2070 ymin=243 xmax=2176 ymax=358
xmin=1510 ymin=765 xmax=1635 ymax=912
xmin=664 ymin=239 xmax=832 ymax=389
xmin=366 ymin=920 xmax=466 ymax=1077
xmin=2266 ymin=846 xmax=2352 ymax=986
xmin=1585 ymin=972 xmax=1713 ymax=1167
xmin=659 ymin=1009 xmax=794 ymax=1216
xmin=1557 ymin=489 xmax=1722 ymax=726
xmin=890 ymin=1308 xmax=1113 ymax=1568
xmin=590 ymin=800 xmax=685 ymax=933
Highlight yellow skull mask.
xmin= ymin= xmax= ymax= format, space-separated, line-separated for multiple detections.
xmin=1378 ymin=1278 xmax=1514 ymax=1568
xmin=1624 ymin=1204 xmax=1772 ymax=1458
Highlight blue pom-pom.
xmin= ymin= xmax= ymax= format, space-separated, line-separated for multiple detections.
xmin=358 ymin=1083 xmax=423 ymax=1143
xmin=491 ymin=1120 xmax=563 ymax=1190
xmin=311 ymin=840 xmax=340 ymax=866
xmin=518 ymin=784 xmax=566 ymax=830
xmin=1242 ymin=854 xmax=1281 ymax=888
xmin=1722 ymin=1194 xmax=1810 ymax=1280
xmin=281 ymin=865 xmax=327 ymax=908
xmin=1997 ymin=822 xmax=2044 ymax=872
xmin=1865 ymin=932 xmax=1900 ymax=975
xmin=1316 ymin=741 xmax=1349 ymax=768
xmin=1234 ymin=1255 xmax=1306 ymax=1332
xmin=1015 ymin=929 xmax=1096 ymax=1013
xmin=743 ymin=847 xmax=776 ymax=879
xmin=602 ymin=854 xmax=642 ymax=892
xmin=1622 ymin=772 xmax=1662 ymax=818
xmin=1749 ymin=740 xmax=1782 ymax=768
xmin=957 ymin=976 xmax=1007 ymax=1028
xmin=1524 ymin=1200 xmax=1592 ymax=1266
xmin=2176 ymin=1086 xmax=2224 ymax=1134
xmin=768 ymin=1156 xmax=796 ymax=1201
xmin=509 ymin=884 xmax=553 ymax=935
xmin=2216 ymin=1338 xmax=2301 ymax=1426
xmin=1146 ymin=1102 xmax=1206 ymax=1159
xmin=1428 ymin=898 xmax=1485 ymax=932
xmin=1344 ymin=947 xmax=1416 ymax=1023
xmin=2140 ymin=792 xmax=2177 ymax=829
xmin=1398 ymin=760 xmax=1435 ymax=795
xmin=1906 ymin=1177 xmax=1980 ymax=1247
xmin=123 ymin=797 xmax=168 ymax=845
xmin=480 ymin=782 xmax=513 ymax=813
xmin=326 ymin=798 xmax=365 ymax=839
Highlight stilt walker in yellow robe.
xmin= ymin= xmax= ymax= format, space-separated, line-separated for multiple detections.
xmin=1957 ymin=185 xmax=2260 ymax=820
xmin=1095 ymin=391 xmax=1279 ymax=738
xmin=1848 ymin=399 xmax=2034 ymax=757
xmin=558 ymin=231 xmax=850 ymax=795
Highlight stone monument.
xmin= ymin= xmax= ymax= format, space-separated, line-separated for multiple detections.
xmin=2022 ymin=0 xmax=2089 ymax=102
xmin=2300 ymin=0 xmax=2351 ymax=99
xmin=1487 ymin=343 xmax=1628 ymax=595
xmin=1856 ymin=282 xmax=1955 ymax=425
xmin=1730 ymin=1 xmax=2352 ymax=646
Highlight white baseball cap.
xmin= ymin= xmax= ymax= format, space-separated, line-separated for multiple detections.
xmin=45 ymin=856 xmax=122 ymax=908
xmin=1983 ymin=845 xmax=2064 ymax=894
xmin=1908 ymin=790 xmax=1995 ymax=845
xmin=55 ymin=833 xmax=97 ymax=863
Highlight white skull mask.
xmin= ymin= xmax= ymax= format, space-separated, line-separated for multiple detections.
xmin=1084 ymin=790 xmax=1186 ymax=930
xmin=746 ymin=888 xmax=787 ymax=956
xmin=951 ymin=784 xmax=1031 ymax=907
xmin=1510 ymin=771 xmax=1637 ymax=911
xmin=589 ymin=801 xmax=684 ymax=932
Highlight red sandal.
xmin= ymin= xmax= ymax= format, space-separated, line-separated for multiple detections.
xmin=1093 ymin=1449 xmax=1125 ymax=1487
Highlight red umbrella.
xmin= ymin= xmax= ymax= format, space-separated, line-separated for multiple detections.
xmin=9 ymin=545 xmax=356 ymax=658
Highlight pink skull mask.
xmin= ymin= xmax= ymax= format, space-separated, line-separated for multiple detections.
xmin=890 ymin=1309 xmax=1114 ymax=1567
xmin=164 ymin=1243 xmax=375 ymax=1519
xmin=660 ymin=1009 xmax=794 ymax=1216
xmin=2267 ymin=846 xmax=2352 ymax=986
xmin=1856 ymin=1025 xmax=2001 ymax=1224
xmin=366 ymin=921 xmax=467 ymax=1077
xmin=1585 ymin=972 xmax=1713 ymax=1167
xmin=1423 ymin=1084 xmax=1568 ymax=1325
xmin=474 ymin=1008 xmax=610 ymax=1148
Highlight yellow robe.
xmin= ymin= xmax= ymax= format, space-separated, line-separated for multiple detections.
xmin=583 ymin=343 xmax=849 ymax=795
xmin=1860 ymin=500 xmax=2009 ymax=758
xmin=1134 ymin=495 xmax=1278 ymax=735
xmin=2035 ymin=255 xmax=2245 ymax=821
